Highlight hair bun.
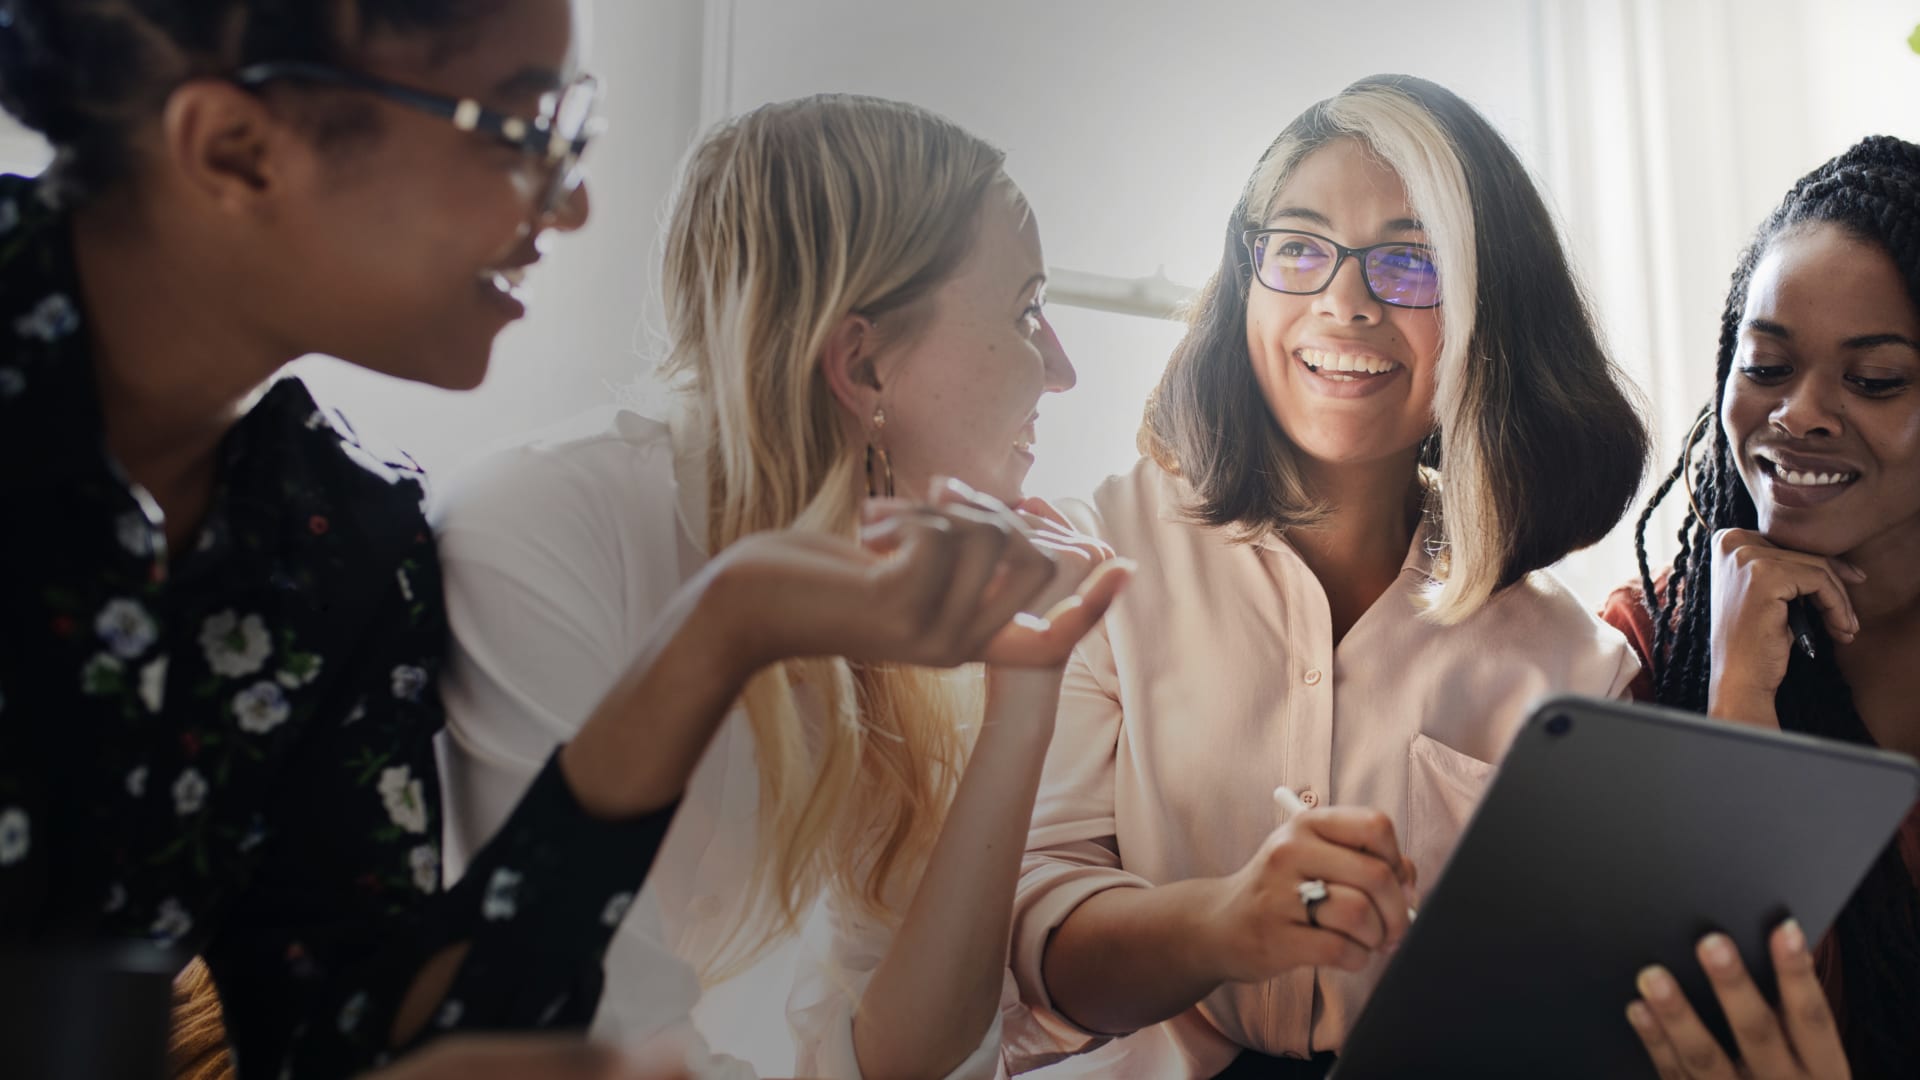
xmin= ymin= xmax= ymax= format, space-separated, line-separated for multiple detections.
xmin=1834 ymin=135 xmax=1920 ymax=178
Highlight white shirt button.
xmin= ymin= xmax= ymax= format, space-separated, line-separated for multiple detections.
xmin=1304 ymin=668 xmax=1324 ymax=686
xmin=1299 ymin=790 xmax=1320 ymax=807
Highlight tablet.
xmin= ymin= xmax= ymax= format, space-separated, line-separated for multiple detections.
xmin=1328 ymin=695 xmax=1920 ymax=1080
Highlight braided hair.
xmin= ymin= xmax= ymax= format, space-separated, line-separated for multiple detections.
xmin=0 ymin=0 xmax=502 ymax=205
xmin=1634 ymin=135 xmax=1920 ymax=1077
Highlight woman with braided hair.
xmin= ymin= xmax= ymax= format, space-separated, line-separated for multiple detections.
xmin=1604 ymin=135 xmax=1920 ymax=1079
xmin=0 ymin=2 xmax=1111 ymax=1076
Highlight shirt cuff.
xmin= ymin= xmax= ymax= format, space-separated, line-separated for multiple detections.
xmin=1009 ymin=861 xmax=1152 ymax=1044
xmin=430 ymin=747 xmax=679 ymax=1030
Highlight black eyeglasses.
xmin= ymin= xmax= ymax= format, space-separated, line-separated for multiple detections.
xmin=1243 ymin=228 xmax=1441 ymax=309
xmin=231 ymin=60 xmax=601 ymax=218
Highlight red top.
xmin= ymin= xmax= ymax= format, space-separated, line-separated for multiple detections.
xmin=1599 ymin=578 xmax=1920 ymax=1034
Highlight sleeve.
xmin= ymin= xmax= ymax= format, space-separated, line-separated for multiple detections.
xmin=1598 ymin=579 xmax=1659 ymax=702
xmin=786 ymin=883 xmax=1008 ymax=1080
xmin=434 ymin=441 xmax=753 ymax=1079
xmin=1003 ymin=620 xmax=1156 ymax=1071
xmin=199 ymin=526 xmax=673 ymax=1080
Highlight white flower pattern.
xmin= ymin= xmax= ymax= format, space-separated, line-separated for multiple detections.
xmin=377 ymin=766 xmax=428 ymax=834
xmin=115 ymin=511 xmax=155 ymax=558
xmin=94 ymin=598 xmax=158 ymax=659
xmin=150 ymin=898 xmax=193 ymax=945
xmin=232 ymin=681 xmax=291 ymax=734
xmin=0 ymin=807 xmax=29 ymax=865
xmin=482 ymin=867 xmax=522 ymax=921
xmin=172 ymin=768 xmax=208 ymax=816
xmin=199 ymin=610 xmax=272 ymax=677
xmin=13 ymin=293 xmax=79 ymax=343
xmin=337 ymin=991 xmax=369 ymax=1033
xmin=600 ymin=891 xmax=635 ymax=928
xmin=389 ymin=664 xmax=427 ymax=703
xmin=138 ymin=657 xmax=167 ymax=714
xmin=80 ymin=652 xmax=123 ymax=696
xmin=275 ymin=654 xmax=322 ymax=688
xmin=408 ymin=844 xmax=440 ymax=893
xmin=126 ymin=765 xmax=148 ymax=799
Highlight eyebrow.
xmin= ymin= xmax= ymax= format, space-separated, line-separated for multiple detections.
xmin=1747 ymin=319 xmax=1920 ymax=351
xmin=1267 ymin=207 xmax=1426 ymax=234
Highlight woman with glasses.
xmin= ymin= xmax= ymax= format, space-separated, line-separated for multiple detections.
xmin=1005 ymin=75 xmax=1649 ymax=1078
xmin=434 ymin=94 xmax=1129 ymax=1080
xmin=1605 ymin=135 xmax=1920 ymax=1080
xmin=0 ymin=2 xmax=728 ymax=1077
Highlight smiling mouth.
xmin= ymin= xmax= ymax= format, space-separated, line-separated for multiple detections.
xmin=1297 ymin=347 xmax=1401 ymax=382
xmin=1756 ymin=453 xmax=1860 ymax=488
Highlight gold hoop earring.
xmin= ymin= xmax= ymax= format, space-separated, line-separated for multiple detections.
xmin=1680 ymin=407 xmax=1715 ymax=529
xmin=865 ymin=405 xmax=894 ymax=499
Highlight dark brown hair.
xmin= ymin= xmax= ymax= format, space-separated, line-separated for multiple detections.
xmin=0 ymin=0 xmax=506 ymax=204
xmin=1142 ymin=74 xmax=1647 ymax=622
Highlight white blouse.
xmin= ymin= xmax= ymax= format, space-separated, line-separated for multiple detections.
xmin=431 ymin=404 xmax=1006 ymax=1079
xmin=1007 ymin=461 xmax=1642 ymax=1078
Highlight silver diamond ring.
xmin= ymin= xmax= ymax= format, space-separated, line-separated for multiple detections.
xmin=1297 ymin=878 xmax=1329 ymax=927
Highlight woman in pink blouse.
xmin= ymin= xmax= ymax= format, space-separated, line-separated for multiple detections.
xmin=1007 ymin=75 xmax=1650 ymax=1079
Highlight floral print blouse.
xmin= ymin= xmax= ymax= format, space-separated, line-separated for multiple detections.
xmin=0 ymin=175 xmax=673 ymax=1079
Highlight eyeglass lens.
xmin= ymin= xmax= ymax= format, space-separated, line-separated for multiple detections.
xmin=1252 ymin=232 xmax=1440 ymax=308
xmin=535 ymin=79 xmax=598 ymax=214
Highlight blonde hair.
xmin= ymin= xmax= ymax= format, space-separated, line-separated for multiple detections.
xmin=656 ymin=94 xmax=1006 ymax=973
xmin=1142 ymin=75 xmax=1645 ymax=623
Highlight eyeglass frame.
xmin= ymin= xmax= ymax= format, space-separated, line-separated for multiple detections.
xmin=229 ymin=60 xmax=602 ymax=218
xmin=1240 ymin=228 xmax=1442 ymax=310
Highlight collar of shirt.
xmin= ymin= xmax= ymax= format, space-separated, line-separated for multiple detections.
xmin=1150 ymin=465 xmax=1441 ymax=583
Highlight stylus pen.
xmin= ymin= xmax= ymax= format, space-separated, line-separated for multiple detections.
xmin=1274 ymin=785 xmax=1418 ymax=921
xmin=1787 ymin=597 xmax=1819 ymax=661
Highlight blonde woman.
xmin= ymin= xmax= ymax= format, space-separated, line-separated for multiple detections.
xmin=1006 ymin=75 xmax=1648 ymax=1079
xmin=435 ymin=95 xmax=1129 ymax=1080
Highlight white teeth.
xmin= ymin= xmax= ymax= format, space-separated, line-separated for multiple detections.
xmin=482 ymin=267 xmax=528 ymax=294
xmin=1778 ymin=469 xmax=1852 ymax=487
xmin=1299 ymin=348 xmax=1398 ymax=375
xmin=1765 ymin=459 xmax=1856 ymax=487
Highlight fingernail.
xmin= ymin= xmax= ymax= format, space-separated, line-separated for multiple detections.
xmin=1780 ymin=919 xmax=1806 ymax=955
xmin=1112 ymin=557 xmax=1140 ymax=573
xmin=1637 ymin=966 xmax=1675 ymax=1003
xmin=1626 ymin=1001 xmax=1654 ymax=1030
xmin=1700 ymin=933 xmax=1736 ymax=970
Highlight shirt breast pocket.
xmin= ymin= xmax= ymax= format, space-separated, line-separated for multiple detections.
xmin=1405 ymin=732 xmax=1499 ymax=891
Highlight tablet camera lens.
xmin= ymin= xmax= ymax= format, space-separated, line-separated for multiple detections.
xmin=1546 ymin=714 xmax=1572 ymax=737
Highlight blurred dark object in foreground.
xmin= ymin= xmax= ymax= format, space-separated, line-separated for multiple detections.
xmin=0 ymin=941 xmax=176 ymax=1080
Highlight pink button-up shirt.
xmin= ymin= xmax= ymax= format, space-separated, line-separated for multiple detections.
xmin=1008 ymin=461 xmax=1639 ymax=1077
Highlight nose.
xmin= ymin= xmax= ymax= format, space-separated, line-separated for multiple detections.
xmin=1770 ymin=373 xmax=1843 ymax=439
xmin=1311 ymin=251 xmax=1382 ymax=325
xmin=1038 ymin=311 xmax=1076 ymax=392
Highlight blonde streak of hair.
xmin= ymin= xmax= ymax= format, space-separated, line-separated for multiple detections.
xmin=1324 ymin=88 xmax=1494 ymax=623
